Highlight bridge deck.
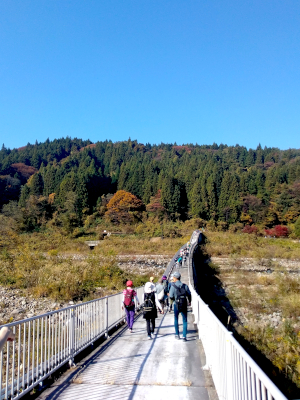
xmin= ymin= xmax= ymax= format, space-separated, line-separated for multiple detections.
xmin=38 ymin=269 xmax=210 ymax=400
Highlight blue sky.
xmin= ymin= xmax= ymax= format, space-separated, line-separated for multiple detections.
xmin=0 ymin=0 xmax=299 ymax=150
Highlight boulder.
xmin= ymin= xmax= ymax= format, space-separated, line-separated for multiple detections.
xmin=150 ymin=237 xmax=163 ymax=242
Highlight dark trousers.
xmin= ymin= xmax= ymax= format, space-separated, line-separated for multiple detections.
xmin=146 ymin=318 xmax=155 ymax=335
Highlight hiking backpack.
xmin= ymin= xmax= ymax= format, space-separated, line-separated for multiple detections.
xmin=124 ymin=290 xmax=134 ymax=308
xmin=143 ymin=293 xmax=155 ymax=317
xmin=173 ymin=284 xmax=188 ymax=312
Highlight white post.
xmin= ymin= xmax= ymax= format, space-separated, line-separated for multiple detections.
xmin=105 ymin=297 xmax=109 ymax=338
xmin=202 ymin=304 xmax=211 ymax=371
xmin=69 ymin=308 xmax=75 ymax=367
xmin=226 ymin=331 xmax=234 ymax=400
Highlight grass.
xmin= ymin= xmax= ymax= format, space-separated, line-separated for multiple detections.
xmin=202 ymin=230 xmax=300 ymax=394
xmin=205 ymin=230 xmax=300 ymax=259
xmin=0 ymin=225 xmax=186 ymax=302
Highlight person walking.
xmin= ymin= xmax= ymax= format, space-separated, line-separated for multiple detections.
xmin=156 ymin=278 xmax=166 ymax=312
xmin=0 ymin=327 xmax=15 ymax=352
xmin=169 ymin=271 xmax=191 ymax=341
xmin=167 ymin=274 xmax=175 ymax=312
xmin=149 ymin=276 xmax=156 ymax=292
xmin=122 ymin=281 xmax=140 ymax=333
xmin=162 ymin=275 xmax=168 ymax=287
xmin=162 ymin=275 xmax=169 ymax=309
xmin=176 ymin=256 xmax=183 ymax=268
xmin=143 ymin=282 xmax=163 ymax=339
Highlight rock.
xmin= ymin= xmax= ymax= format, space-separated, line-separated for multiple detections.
xmin=150 ymin=237 xmax=163 ymax=242
xmin=12 ymin=309 xmax=23 ymax=315
xmin=69 ymin=301 xmax=74 ymax=305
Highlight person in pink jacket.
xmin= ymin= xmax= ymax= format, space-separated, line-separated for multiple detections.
xmin=121 ymin=280 xmax=140 ymax=333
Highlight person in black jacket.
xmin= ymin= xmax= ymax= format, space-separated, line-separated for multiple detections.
xmin=143 ymin=282 xmax=163 ymax=339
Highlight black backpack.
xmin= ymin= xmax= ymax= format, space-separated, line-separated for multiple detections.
xmin=172 ymin=283 xmax=188 ymax=312
xmin=143 ymin=293 xmax=155 ymax=317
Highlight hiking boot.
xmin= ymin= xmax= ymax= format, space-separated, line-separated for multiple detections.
xmin=182 ymin=337 xmax=187 ymax=342
xmin=175 ymin=335 xmax=180 ymax=340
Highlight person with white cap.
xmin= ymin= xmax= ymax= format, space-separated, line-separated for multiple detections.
xmin=143 ymin=281 xmax=163 ymax=339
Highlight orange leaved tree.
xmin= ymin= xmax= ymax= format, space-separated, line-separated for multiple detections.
xmin=105 ymin=190 xmax=145 ymax=224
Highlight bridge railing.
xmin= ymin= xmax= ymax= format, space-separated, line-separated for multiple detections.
xmin=0 ymin=286 xmax=145 ymax=400
xmin=188 ymin=230 xmax=287 ymax=400
xmin=164 ymin=243 xmax=188 ymax=278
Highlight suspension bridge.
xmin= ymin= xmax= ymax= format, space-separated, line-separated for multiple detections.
xmin=0 ymin=231 xmax=288 ymax=400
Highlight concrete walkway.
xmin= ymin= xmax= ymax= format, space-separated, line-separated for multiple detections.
xmin=39 ymin=269 xmax=211 ymax=400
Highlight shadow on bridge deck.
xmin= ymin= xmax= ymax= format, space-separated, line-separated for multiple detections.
xmin=38 ymin=268 xmax=215 ymax=400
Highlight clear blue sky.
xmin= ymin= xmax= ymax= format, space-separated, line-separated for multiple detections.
xmin=0 ymin=0 xmax=299 ymax=150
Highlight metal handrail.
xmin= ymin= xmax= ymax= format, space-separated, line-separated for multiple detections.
xmin=164 ymin=243 xmax=187 ymax=278
xmin=188 ymin=230 xmax=287 ymax=400
xmin=0 ymin=285 xmax=145 ymax=399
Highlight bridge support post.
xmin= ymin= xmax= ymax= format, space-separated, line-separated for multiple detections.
xmin=202 ymin=304 xmax=211 ymax=371
xmin=69 ymin=308 xmax=75 ymax=367
xmin=105 ymin=297 xmax=110 ymax=338
xmin=192 ymin=295 xmax=199 ymax=325
xmin=225 ymin=331 xmax=234 ymax=400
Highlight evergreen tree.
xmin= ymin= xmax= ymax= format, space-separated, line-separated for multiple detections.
xmin=294 ymin=216 xmax=300 ymax=238
xmin=29 ymin=173 xmax=44 ymax=196
xmin=19 ymin=185 xmax=30 ymax=208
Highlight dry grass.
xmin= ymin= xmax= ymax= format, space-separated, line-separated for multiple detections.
xmin=2 ymin=229 xmax=187 ymax=256
xmin=208 ymin=250 xmax=300 ymax=392
xmin=0 ymin=226 xmax=186 ymax=301
xmin=0 ymin=239 xmax=166 ymax=301
xmin=92 ymin=235 xmax=188 ymax=256
xmin=205 ymin=231 xmax=300 ymax=259
xmin=199 ymin=230 xmax=300 ymax=392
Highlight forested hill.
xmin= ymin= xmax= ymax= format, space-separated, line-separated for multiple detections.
xmin=1 ymin=138 xmax=300 ymax=231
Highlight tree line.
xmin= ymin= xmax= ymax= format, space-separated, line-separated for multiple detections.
xmin=1 ymin=138 xmax=300 ymax=234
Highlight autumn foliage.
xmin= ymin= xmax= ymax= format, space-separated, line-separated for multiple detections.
xmin=146 ymin=190 xmax=165 ymax=216
xmin=105 ymin=190 xmax=144 ymax=223
xmin=11 ymin=163 xmax=37 ymax=179
xmin=265 ymin=225 xmax=289 ymax=238
xmin=242 ymin=225 xmax=258 ymax=234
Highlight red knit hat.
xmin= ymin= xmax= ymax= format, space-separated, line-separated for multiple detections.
xmin=126 ymin=280 xmax=133 ymax=287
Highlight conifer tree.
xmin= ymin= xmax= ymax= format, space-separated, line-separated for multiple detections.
xmin=29 ymin=173 xmax=44 ymax=196
xmin=19 ymin=185 xmax=30 ymax=208
xmin=294 ymin=216 xmax=300 ymax=238
xmin=191 ymin=179 xmax=204 ymax=217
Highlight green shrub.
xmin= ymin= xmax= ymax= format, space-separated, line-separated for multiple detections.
xmin=294 ymin=216 xmax=300 ymax=238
